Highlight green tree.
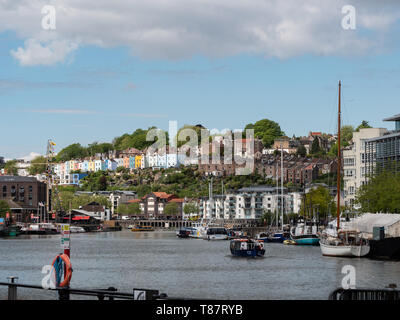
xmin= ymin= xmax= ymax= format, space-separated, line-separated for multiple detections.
xmin=300 ymin=186 xmax=336 ymax=217
xmin=245 ymin=119 xmax=284 ymax=147
xmin=183 ymin=203 xmax=199 ymax=215
xmin=356 ymin=169 xmax=400 ymax=213
xmin=117 ymin=202 xmax=141 ymax=216
xmin=310 ymin=138 xmax=321 ymax=155
xmin=56 ymin=143 xmax=88 ymax=162
xmin=164 ymin=202 xmax=180 ymax=216
xmin=28 ymin=156 xmax=47 ymax=175
xmin=341 ymin=125 xmax=354 ymax=147
xmin=356 ymin=120 xmax=372 ymax=132
xmin=296 ymin=145 xmax=307 ymax=157
xmin=0 ymin=200 xmax=10 ymax=218
xmin=176 ymin=124 xmax=206 ymax=148
xmin=4 ymin=160 xmax=18 ymax=175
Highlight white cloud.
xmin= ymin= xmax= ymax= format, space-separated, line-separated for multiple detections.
xmin=10 ymin=38 xmax=79 ymax=66
xmin=1 ymin=0 xmax=399 ymax=66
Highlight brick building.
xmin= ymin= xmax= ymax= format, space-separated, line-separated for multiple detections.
xmin=0 ymin=176 xmax=47 ymax=221
xmin=128 ymin=192 xmax=185 ymax=219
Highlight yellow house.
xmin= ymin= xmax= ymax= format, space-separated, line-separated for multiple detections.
xmin=135 ymin=155 xmax=142 ymax=169
xmin=88 ymin=160 xmax=95 ymax=172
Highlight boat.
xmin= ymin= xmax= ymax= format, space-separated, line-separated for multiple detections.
xmin=227 ymin=229 xmax=246 ymax=240
xmin=20 ymin=223 xmax=47 ymax=235
xmin=268 ymin=231 xmax=290 ymax=243
xmin=176 ymin=227 xmax=193 ymax=238
xmin=130 ymin=225 xmax=155 ymax=232
xmin=290 ymin=220 xmax=320 ymax=245
xmin=188 ymin=221 xmax=208 ymax=239
xmin=204 ymin=227 xmax=228 ymax=240
xmin=230 ymin=238 xmax=266 ymax=257
xmin=283 ymin=239 xmax=296 ymax=245
xmin=255 ymin=232 xmax=269 ymax=242
xmin=70 ymin=226 xmax=86 ymax=233
xmin=319 ymin=81 xmax=370 ymax=258
xmin=320 ymin=230 xmax=370 ymax=257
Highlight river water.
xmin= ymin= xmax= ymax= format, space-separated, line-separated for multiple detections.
xmin=1 ymin=230 xmax=399 ymax=300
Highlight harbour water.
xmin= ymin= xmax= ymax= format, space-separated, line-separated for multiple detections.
xmin=1 ymin=230 xmax=399 ymax=300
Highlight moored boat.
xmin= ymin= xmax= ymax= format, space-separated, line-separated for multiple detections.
xmin=230 ymin=238 xmax=265 ymax=257
xmin=204 ymin=227 xmax=228 ymax=240
xmin=319 ymin=81 xmax=369 ymax=258
xmin=320 ymin=230 xmax=370 ymax=257
xmin=131 ymin=225 xmax=155 ymax=232
xmin=176 ymin=227 xmax=193 ymax=238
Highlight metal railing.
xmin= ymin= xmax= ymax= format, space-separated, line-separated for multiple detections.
xmin=0 ymin=278 xmax=183 ymax=300
xmin=329 ymin=286 xmax=400 ymax=300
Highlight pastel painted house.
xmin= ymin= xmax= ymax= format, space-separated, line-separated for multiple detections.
xmin=82 ymin=161 xmax=89 ymax=172
xmin=94 ymin=160 xmax=103 ymax=172
xmin=115 ymin=158 xmax=124 ymax=168
xmin=129 ymin=156 xmax=135 ymax=169
xmin=106 ymin=159 xmax=118 ymax=171
xmin=135 ymin=155 xmax=142 ymax=169
xmin=88 ymin=160 xmax=95 ymax=172
xmin=123 ymin=157 xmax=130 ymax=168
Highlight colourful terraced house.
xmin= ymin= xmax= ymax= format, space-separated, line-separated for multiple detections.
xmin=135 ymin=155 xmax=142 ymax=169
xmin=88 ymin=160 xmax=95 ymax=172
xmin=129 ymin=156 xmax=135 ymax=169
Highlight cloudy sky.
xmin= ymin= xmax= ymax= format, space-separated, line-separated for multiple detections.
xmin=1 ymin=0 xmax=400 ymax=158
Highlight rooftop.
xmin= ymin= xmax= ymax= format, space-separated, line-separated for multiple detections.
xmin=0 ymin=176 xmax=40 ymax=183
xmin=383 ymin=114 xmax=400 ymax=121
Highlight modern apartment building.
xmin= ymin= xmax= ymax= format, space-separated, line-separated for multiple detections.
xmin=199 ymin=186 xmax=298 ymax=220
xmin=343 ymin=127 xmax=388 ymax=208
xmin=364 ymin=114 xmax=400 ymax=176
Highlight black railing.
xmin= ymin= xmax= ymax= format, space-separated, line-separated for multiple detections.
xmin=0 ymin=279 xmax=186 ymax=300
xmin=329 ymin=286 xmax=400 ymax=300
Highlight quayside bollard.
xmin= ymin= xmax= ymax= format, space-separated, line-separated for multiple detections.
xmin=7 ymin=276 xmax=18 ymax=300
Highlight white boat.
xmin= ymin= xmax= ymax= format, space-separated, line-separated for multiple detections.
xmin=70 ymin=226 xmax=86 ymax=233
xmin=189 ymin=221 xmax=208 ymax=239
xmin=319 ymin=81 xmax=370 ymax=258
xmin=320 ymin=230 xmax=370 ymax=257
xmin=204 ymin=227 xmax=228 ymax=240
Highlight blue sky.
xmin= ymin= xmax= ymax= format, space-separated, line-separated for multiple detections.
xmin=1 ymin=1 xmax=400 ymax=159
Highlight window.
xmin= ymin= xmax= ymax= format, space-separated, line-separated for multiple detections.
xmin=19 ymin=186 xmax=25 ymax=202
xmin=2 ymin=186 xmax=6 ymax=198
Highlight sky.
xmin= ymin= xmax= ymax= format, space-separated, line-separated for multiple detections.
xmin=1 ymin=0 xmax=400 ymax=159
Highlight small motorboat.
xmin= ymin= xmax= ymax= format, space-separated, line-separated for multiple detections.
xmin=131 ymin=225 xmax=154 ymax=232
xmin=268 ymin=231 xmax=290 ymax=243
xmin=176 ymin=227 xmax=192 ymax=238
xmin=230 ymin=238 xmax=265 ymax=257
xmin=70 ymin=226 xmax=86 ymax=233
xmin=204 ymin=227 xmax=228 ymax=240
xmin=283 ymin=240 xmax=297 ymax=245
xmin=256 ymin=232 xmax=269 ymax=242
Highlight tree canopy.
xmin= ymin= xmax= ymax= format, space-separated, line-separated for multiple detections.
xmin=117 ymin=202 xmax=141 ymax=215
xmin=164 ymin=202 xmax=180 ymax=216
xmin=356 ymin=169 xmax=400 ymax=213
xmin=4 ymin=160 xmax=18 ymax=175
xmin=245 ymin=119 xmax=284 ymax=148
xmin=0 ymin=200 xmax=10 ymax=218
xmin=28 ymin=156 xmax=47 ymax=175
xmin=356 ymin=120 xmax=372 ymax=132
xmin=300 ymin=186 xmax=336 ymax=217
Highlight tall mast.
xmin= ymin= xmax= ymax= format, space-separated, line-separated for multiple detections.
xmin=281 ymin=143 xmax=284 ymax=228
xmin=337 ymin=81 xmax=341 ymax=231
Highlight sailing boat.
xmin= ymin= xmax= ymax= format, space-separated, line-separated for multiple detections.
xmin=290 ymin=189 xmax=320 ymax=245
xmin=319 ymin=81 xmax=370 ymax=257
